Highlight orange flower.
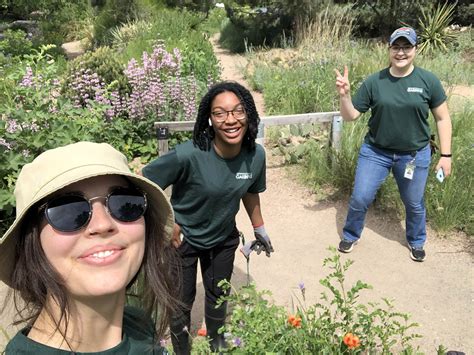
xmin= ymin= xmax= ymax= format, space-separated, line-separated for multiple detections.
xmin=343 ymin=332 xmax=360 ymax=349
xmin=287 ymin=314 xmax=302 ymax=328
xmin=197 ymin=328 xmax=207 ymax=337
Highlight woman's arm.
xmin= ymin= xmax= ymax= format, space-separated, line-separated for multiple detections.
xmin=242 ymin=192 xmax=264 ymax=226
xmin=432 ymin=101 xmax=452 ymax=177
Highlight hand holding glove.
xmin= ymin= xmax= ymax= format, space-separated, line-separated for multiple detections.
xmin=250 ymin=225 xmax=274 ymax=257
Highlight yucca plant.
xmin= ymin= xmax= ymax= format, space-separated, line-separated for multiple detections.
xmin=110 ymin=20 xmax=152 ymax=49
xmin=417 ymin=1 xmax=458 ymax=55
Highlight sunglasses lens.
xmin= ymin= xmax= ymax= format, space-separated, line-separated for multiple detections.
xmin=108 ymin=188 xmax=146 ymax=222
xmin=46 ymin=195 xmax=91 ymax=232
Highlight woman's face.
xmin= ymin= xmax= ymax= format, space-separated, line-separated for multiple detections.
xmin=210 ymin=91 xmax=249 ymax=156
xmin=389 ymin=37 xmax=416 ymax=71
xmin=39 ymin=175 xmax=146 ymax=298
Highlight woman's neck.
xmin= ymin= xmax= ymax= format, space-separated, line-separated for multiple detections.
xmin=389 ymin=64 xmax=414 ymax=78
xmin=213 ymin=141 xmax=242 ymax=159
xmin=29 ymin=293 xmax=126 ymax=352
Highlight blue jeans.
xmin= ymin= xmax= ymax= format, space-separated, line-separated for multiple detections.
xmin=343 ymin=143 xmax=431 ymax=248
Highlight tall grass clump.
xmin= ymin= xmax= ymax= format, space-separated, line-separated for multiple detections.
xmin=295 ymin=4 xmax=354 ymax=55
xmin=425 ymin=104 xmax=473 ymax=235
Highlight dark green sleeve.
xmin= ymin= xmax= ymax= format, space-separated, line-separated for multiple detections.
xmin=248 ymin=146 xmax=266 ymax=193
xmin=142 ymin=149 xmax=183 ymax=190
xmin=428 ymin=74 xmax=447 ymax=109
xmin=352 ymin=80 xmax=371 ymax=113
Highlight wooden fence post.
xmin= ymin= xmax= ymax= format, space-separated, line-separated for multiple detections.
xmin=331 ymin=115 xmax=343 ymax=168
xmin=331 ymin=115 xmax=343 ymax=152
xmin=156 ymin=126 xmax=169 ymax=156
xmin=256 ymin=121 xmax=265 ymax=147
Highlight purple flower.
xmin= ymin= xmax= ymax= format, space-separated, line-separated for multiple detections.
xmin=6 ymin=119 xmax=20 ymax=133
xmin=298 ymin=281 xmax=305 ymax=291
xmin=20 ymin=67 xmax=34 ymax=87
xmin=233 ymin=337 xmax=243 ymax=347
xmin=0 ymin=138 xmax=12 ymax=150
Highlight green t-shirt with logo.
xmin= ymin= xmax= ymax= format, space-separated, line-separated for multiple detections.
xmin=143 ymin=140 xmax=266 ymax=249
xmin=5 ymin=306 xmax=168 ymax=354
xmin=352 ymin=66 xmax=447 ymax=152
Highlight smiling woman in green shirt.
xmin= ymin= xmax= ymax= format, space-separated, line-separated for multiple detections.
xmin=0 ymin=142 xmax=180 ymax=354
xmin=143 ymin=81 xmax=274 ymax=354
xmin=334 ymin=27 xmax=452 ymax=262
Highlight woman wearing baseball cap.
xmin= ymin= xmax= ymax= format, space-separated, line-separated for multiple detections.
xmin=0 ymin=141 xmax=180 ymax=353
xmin=334 ymin=27 xmax=452 ymax=262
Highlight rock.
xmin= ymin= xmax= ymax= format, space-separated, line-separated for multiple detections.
xmin=61 ymin=40 xmax=85 ymax=60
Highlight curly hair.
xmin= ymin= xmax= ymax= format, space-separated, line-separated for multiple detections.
xmin=193 ymin=81 xmax=260 ymax=151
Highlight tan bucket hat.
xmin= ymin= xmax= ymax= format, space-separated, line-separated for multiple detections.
xmin=0 ymin=141 xmax=174 ymax=287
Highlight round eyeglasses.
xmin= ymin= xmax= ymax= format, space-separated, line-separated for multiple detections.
xmin=211 ymin=105 xmax=246 ymax=123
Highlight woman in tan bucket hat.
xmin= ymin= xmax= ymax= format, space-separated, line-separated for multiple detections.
xmin=0 ymin=141 xmax=179 ymax=354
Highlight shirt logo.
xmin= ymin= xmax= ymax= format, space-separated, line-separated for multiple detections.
xmin=407 ymin=87 xmax=423 ymax=93
xmin=236 ymin=172 xmax=253 ymax=180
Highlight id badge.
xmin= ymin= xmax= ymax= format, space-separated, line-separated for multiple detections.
xmin=404 ymin=161 xmax=415 ymax=180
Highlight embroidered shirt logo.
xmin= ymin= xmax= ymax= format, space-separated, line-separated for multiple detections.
xmin=407 ymin=87 xmax=423 ymax=93
xmin=236 ymin=172 xmax=253 ymax=180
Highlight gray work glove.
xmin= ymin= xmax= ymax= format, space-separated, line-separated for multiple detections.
xmin=250 ymin=225 xmax=274 ymax=257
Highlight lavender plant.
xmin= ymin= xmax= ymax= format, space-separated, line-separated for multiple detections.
xmin=123 ymin=42 xmax=198 ymax=122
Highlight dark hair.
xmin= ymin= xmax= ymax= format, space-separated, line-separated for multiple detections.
xmin=7 ymin=180 xmax=180 ymax=350
xmin=193 ymin=81 xmax=260 ymax=151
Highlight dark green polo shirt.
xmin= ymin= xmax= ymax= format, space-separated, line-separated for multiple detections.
xmin=143 ymin=140 xmax=266 ymax=249
xmin=353 ymin=66 xmax=447 ymax=152
xmin=5 ymin=306 xmax=168 ymax=354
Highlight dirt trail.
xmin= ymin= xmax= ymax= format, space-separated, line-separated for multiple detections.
xmin=210 ymin=34 xmax=474 ymax=352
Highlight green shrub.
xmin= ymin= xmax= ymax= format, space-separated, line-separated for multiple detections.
xmin=219 ymin=5 xmax=293 ymax=53
xmin=0 ymin=29 xmax=32 ymax=57
xmin=93 ymin=0 xmax=136 ymax=46
xmin=38 ymin=1 xmax=92 ymax=46
xmin=351 ymin=0 xmax=433 ymax=38
xmin=63 ymin=46 xmax=129 ymax=97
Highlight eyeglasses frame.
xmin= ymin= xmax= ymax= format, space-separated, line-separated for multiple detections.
xmin=210 ymin=104 xmax=247 ymax=123
xmin=389 ymin=45 xmax=416 ymax=54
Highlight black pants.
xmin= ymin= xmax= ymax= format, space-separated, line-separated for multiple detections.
xmin=170 ymin=227 xmax=240 ymax=354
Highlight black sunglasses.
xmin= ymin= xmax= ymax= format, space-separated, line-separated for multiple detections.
xmin=42 ymin=187 xmax=147 ymax=233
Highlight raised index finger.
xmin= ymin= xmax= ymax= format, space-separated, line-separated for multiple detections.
xmin=334 ymin=68 xmax=342 ymax=78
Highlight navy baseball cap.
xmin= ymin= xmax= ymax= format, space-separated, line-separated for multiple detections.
xmin=389 ymin=27 xmax=417 ymax=45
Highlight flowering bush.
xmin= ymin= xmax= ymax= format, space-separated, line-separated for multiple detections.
xmin=123 ymin=42 xmax=199 ymax=122
xmin=213 ymin=248 xmax=422 ymax=353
